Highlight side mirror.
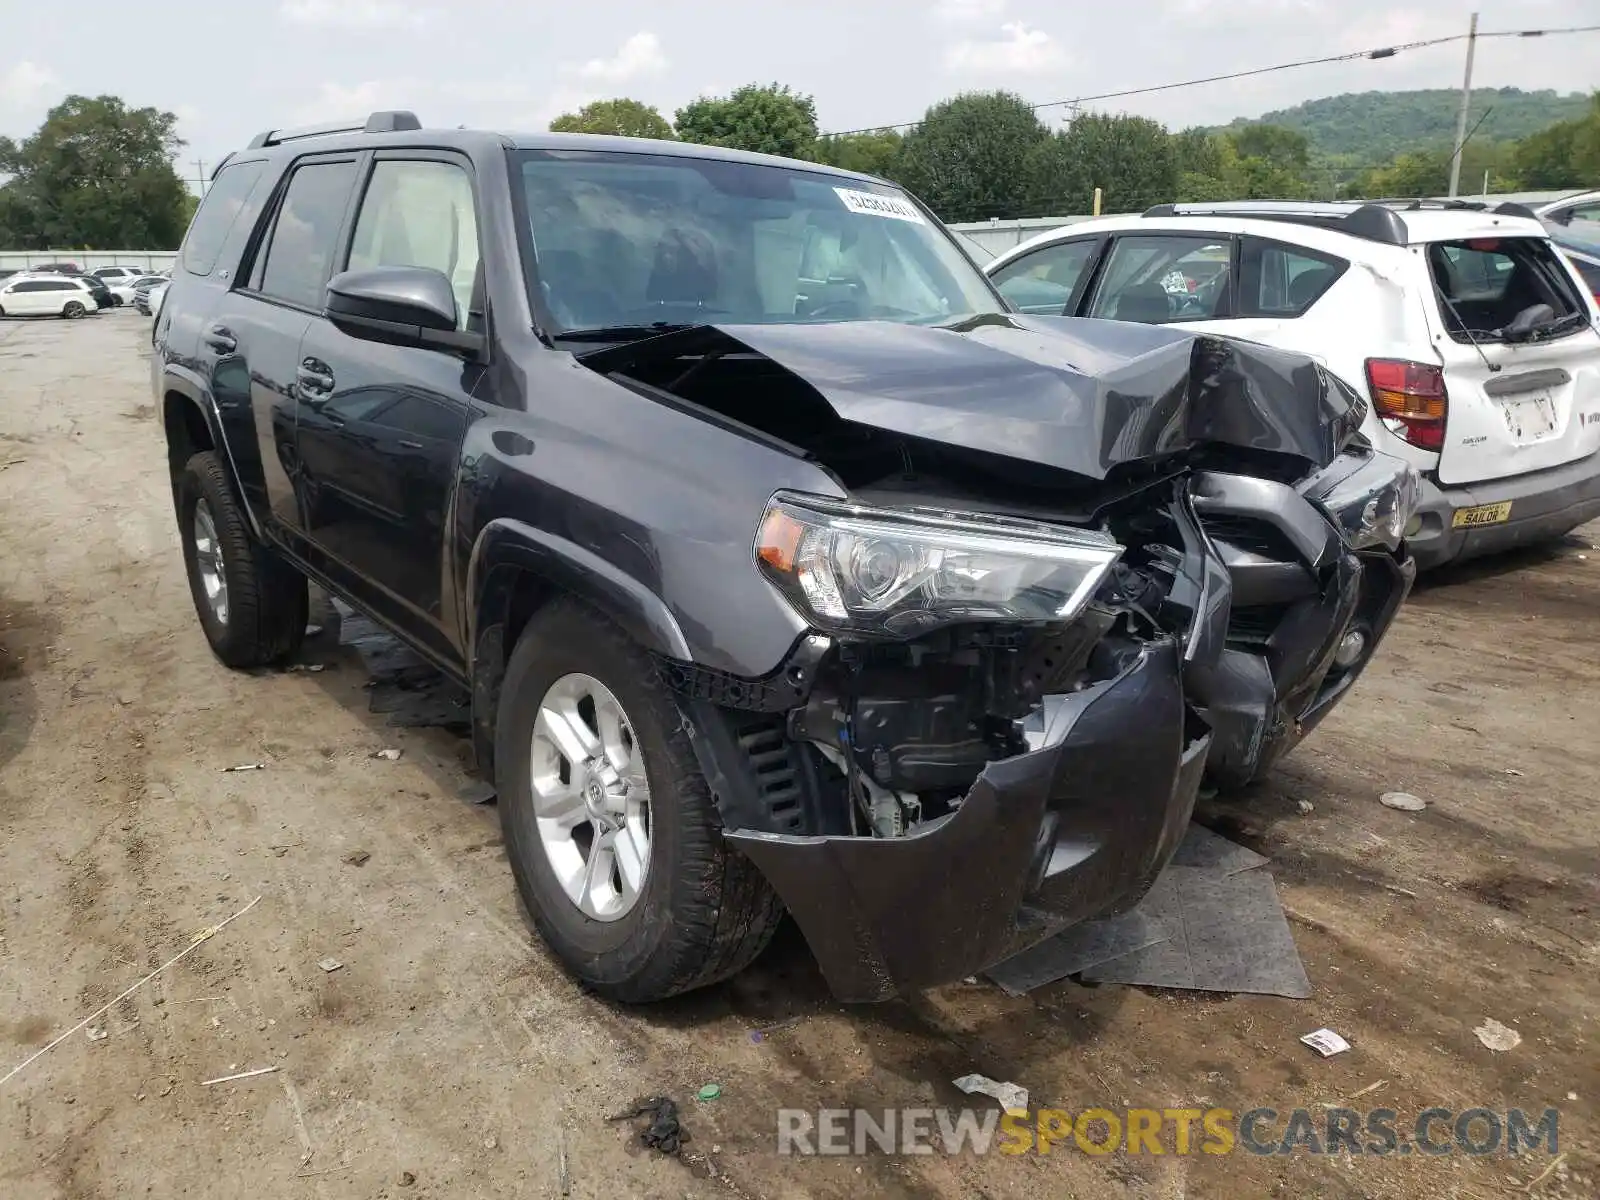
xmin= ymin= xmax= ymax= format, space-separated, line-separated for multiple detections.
xmin=324 ymin=266 xmax=484 ymax=357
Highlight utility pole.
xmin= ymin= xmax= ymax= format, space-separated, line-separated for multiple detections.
xmin=193 ymin=158 xmax=208 ymax=197
xmin=1447 ymin=12 xmax=1479 ymax=198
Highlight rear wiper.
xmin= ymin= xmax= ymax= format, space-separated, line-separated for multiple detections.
xmin=1515 ymin=311 xmax=1589 ymax=342
xmin=554 ymin=323 xmax=696 ymax=342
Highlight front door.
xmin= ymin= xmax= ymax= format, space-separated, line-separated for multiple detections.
xmin=293 ymin=151 xmax=486 ymax=661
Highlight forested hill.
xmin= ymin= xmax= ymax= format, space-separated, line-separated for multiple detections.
xmin=1214 ymin=88 xmax=1592 ymax=159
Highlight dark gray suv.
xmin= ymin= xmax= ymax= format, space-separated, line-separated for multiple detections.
xmin=154 ymin=111 xmax=1418 ymax=1003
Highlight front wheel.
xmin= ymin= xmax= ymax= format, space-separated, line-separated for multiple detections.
xmin=177 ymin=451 xmax=307 ymax=667
xmin=62 ymin=301 xmax=85 ymax=319
xmin=497 ymin=600 xmax=783 ymax=1002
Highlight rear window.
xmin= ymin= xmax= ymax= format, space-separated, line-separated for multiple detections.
xmin=181 ymin=160 xmax=268 ymax=277
xmin=1426 ymin=237 xmax=1587 ymax=343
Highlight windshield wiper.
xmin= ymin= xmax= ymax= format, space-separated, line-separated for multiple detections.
xmin=554 ymin=322 xmax=697 ymax=343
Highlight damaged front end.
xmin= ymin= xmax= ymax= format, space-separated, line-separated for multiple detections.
xmin=590 ymin=316 xmax=1418 ymax=1002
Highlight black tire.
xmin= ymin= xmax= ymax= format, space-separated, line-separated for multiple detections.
xmin=497 ymin=599 xmax=783 ymax=1002
xmin=62 ymin=301 xmax=84 ymax=319
xmin=177 ymin=451 xmax=307 ymax=668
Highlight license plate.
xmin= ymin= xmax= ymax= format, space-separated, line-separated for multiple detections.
xmin=1452 ymin=501 xmax=1513 ymax=529
xmin=1498 ymin=388 xmax=1558 ymax=441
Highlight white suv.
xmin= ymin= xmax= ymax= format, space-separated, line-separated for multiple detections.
xmin=0 ymin=273 xmax=97 ymax=319
xmin=986 ymin=201 xmax=1600 ymax=570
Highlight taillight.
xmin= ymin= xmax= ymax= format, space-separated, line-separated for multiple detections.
xmin=1366 ymin=358 xmax=1447 ymax=452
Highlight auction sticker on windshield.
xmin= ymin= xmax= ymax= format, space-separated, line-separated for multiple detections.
xmin=834 ymin=187 xmax=926 ymax=224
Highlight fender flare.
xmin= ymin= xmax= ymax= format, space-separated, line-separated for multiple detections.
xmin=159 ymin=364 xmax=264 ymax=538
xmin=466 ymin=518 xmax=692 ymax=664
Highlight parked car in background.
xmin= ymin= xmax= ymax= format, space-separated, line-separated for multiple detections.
xmin=30 ymin=261 xmax=83 ymax=275
xmin=79 ymin=275 xmax=115 ymax=310
xmin=1536 ymin=189 xmax=1600 ymax=255
xmin=92 ymin=266 xmax=151 ymax=283
xmin=136 ymin=280 xmax=168 ymax=316
xmin=1558 ymin=241 xmax=1600 ymax=303
xmin=986 ymin=200 xmax=1600 ymax=571
xmin=0 ymin=273 xmax=98 ymax=318
xmin=153 ymin=111 xmax=1417 ymax=1005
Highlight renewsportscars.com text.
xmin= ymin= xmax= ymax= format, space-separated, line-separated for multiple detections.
xmin=777 ymin=1106 xmax=1561 ymax=1157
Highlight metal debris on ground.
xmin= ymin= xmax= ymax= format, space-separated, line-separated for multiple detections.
xmin=340 ymin=850 xmax=371 ymax=867
xmin=317 ymin=957 xmax=344 ymax=973
xmin=85 ymin=1026 xmax=107 ymax=1042
xmin=371 ymin=748 xmax=403 ymax=761
xmin=952 ymin=1074 xmax=1029 ymax=1112
xmin=200 ymin=1065 xmax=280 ymax=1086
xmin=749 ymin=1015 xmax=804 ymax=1043
xmin=557 ymin=1128 xmax=570 ymax=1196
xmin=696 ymin=1084 xmax=722 ymax=1102
xmin=1379 ymin=791 xmax=1427 ymax=812
xmin=1300 ymin=1028 xmax=1352 ymax=1057
xmin=1473 ymin=1018 xmax=1522 ymax=1052
xmin=286 ymin=664 xmax=326 ymax=673
xmin=224 ymin=763 xmax=267 ymax=773
xmin=608 ymin=1096 xmax=689 ymax=1155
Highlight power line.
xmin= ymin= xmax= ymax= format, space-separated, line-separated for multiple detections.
xmin=820 ymin=23 xmax=1600 ymax=137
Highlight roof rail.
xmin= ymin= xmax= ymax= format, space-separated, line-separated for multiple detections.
xmin=1139 ymin=200 xmax=1408 ymax=246
xmin=245 ymin=110 xmax=421 ymax=150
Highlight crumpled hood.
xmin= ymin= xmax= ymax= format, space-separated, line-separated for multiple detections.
xmin=583 ymin=313 xmax=1361 ymax=480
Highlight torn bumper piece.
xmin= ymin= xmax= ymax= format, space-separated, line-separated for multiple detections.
xmin=726 ymin=637 xmax=1208 ymax=1003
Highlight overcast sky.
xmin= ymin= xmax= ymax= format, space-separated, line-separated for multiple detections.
xmin=2 ymin=0 xmax=1596 ymax=190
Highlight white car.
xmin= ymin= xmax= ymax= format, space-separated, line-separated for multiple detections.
xmin=985 ymin=200 xmax=1600 ymax=570
xmin=140 ymin=281 xmax=169 ymax=317
xmin=91 ymin=265 xmax=150 ymax=283
xmin=0 ymin=273 xmax=98 ymax=319
xmin=1535 ymin=189 xmax=1600 ymax=253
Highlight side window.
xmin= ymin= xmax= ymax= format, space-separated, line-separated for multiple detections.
xmin=990 ymin=240 xmax=1097 ymax=315
xmin=1088 ymin=235 xmax=1233 ymax=324
xmin=256 ymin=159 xmax=360 ymax=309
xmin=347 ymin=159 xmax=480 ymax=329
xmin=1237 ymin=238 xmax=1347 ymax=318
xmin=181 ymin=160 xmax=268 ymax=277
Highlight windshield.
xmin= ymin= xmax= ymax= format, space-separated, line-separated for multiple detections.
xmin=513 ymin=149 xmax=1003 ymax=335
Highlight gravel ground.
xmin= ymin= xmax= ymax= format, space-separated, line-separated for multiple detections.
xmin=0 ymin=312 xmax=1595 ymax=1199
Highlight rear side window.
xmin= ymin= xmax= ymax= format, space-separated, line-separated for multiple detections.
xmin=181 ymin=160 xmax=268 ymax=277
xmin=256 ymin=159 xmax=359 ymax=309
xmin=990 ymin=240 xmax=1097 ymax=315
xmin=1237 ymin=238 xmax=1347 ymax=317
xmin=1427 ymin=238 xmax=1585 ymax=343
xmin=1088 ymin=235 xmax=1233 ymax=324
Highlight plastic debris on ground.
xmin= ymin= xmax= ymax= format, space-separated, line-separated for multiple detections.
xmin=953 ymin=1074 xmax=1029 ymax=1112
xmin=341 ymin=850 xmax=371 ymax=867
xmin=371 ymin=748 xmax=403 ymax=761
xmin=1379 ymin=791 xmax=1427 ymax=812
xmin=85 ymin=1026 xmax=108 ymax=1042
xmin=985 ymin=822 xmax=1310 ymax=998
xmin=608 ymin=1096 xmax=689 ymax=1155
xmin=224 ymin=763 xmax=266 ymax=773
xmin=1300 ymin=1028 xmax=1352 ymax=1057
xmin=696 ymin=1083 xmax=722 ymax=1101
xmin=334 ymin=600 xmax=470 ymax=730
xmin=317 ymin=957 xmax=344 ymax=973
xmin=1473 ymin=1017 xmax=1522 ymax=1051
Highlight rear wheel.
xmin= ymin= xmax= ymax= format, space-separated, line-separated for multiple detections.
xmin=62 ymin=301 xmax=85 ymax=319
xmin=497 ymin=600 xmax=783 ymax=1002
xmin=177 ymin=451 xmax=307 ymax=668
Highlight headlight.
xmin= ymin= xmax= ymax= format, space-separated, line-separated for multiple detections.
xmin=755 ymin=492 xmax=1123 ymax=638
xmin=1306 ymin=451 xmax=1421 ymax=552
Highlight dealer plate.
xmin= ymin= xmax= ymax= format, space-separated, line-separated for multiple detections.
xmin=1451 ymin=501 xmax=1513 ymax=529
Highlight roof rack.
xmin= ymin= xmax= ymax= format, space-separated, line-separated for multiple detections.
xmin=245 ymin=110 xmax=421 ymax=150
xmin=1140 ymin=197 xmax=1540 ymax=246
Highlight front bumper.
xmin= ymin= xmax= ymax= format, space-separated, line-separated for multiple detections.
xmin=1408 ymin=453 xmax=1600 ymax=570
xmin=727 ymin=637 xmax=1208 ymax=1003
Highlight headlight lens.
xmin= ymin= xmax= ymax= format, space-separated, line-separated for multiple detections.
xmin=1308 ymin=451 xmax=1422 ymax=552
xmin=756 ymin=492 xmax=1123 ymax=638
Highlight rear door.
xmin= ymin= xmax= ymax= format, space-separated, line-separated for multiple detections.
xmin=1417 ymin=235 xmax=1600 ymax=486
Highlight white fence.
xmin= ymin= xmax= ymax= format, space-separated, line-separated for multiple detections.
xmin=0 ymin=250 xmax=178 ymax=273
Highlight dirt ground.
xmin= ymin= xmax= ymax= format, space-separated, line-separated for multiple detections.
xmin=0 ymin=313 xmax=1595 ymax=1200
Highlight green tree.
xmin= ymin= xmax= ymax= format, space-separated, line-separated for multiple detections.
xmin=1026 ymin=114 xmax=1177 ymax=215
xmin=0 ymin=95 xmax=189 ymax=250
xmin=548 ymin=98 xmax=674 ymax=140
xmin=1511 ymin=93 xmax=1600 ymax=189
xmin=896 ymin=91 xmax=1049 ymax=222
xmin=814 ymin=130 xmax=904 ymax=179
xmin=673 ymin=83 xmax=818 ymax=160
xmin=1223 ymin=124 xmax=1314 ymax=199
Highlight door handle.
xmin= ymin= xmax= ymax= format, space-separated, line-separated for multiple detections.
xmin=397 ymin=440 xmax=424 ymax=450
xmin=297 ymin=359 xmax=335 ymax=400
xmin=204 ymin=325 xmax=237 ymax=353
